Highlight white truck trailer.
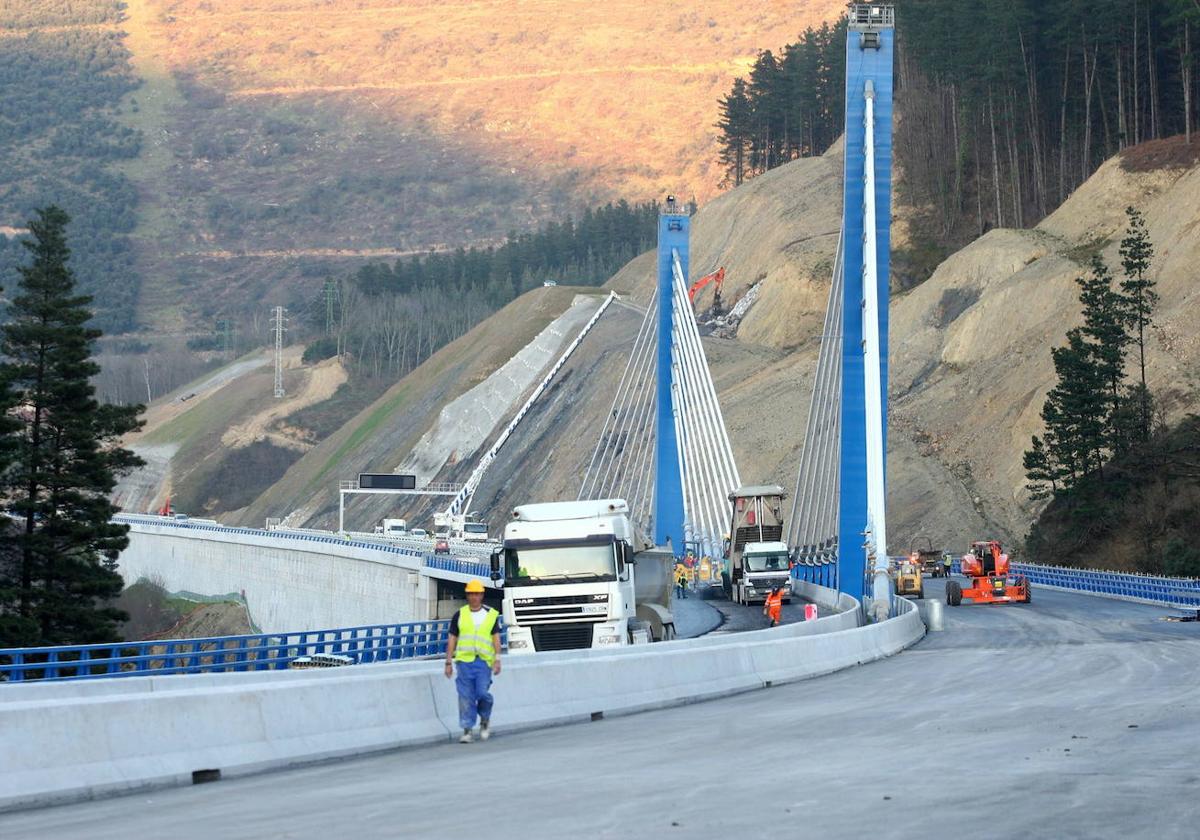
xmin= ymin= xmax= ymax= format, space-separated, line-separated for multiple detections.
xmin=490 ymin=499 xmax=675 ymax=654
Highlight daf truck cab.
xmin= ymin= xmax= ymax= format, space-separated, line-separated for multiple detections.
xmin=491 ymin=499 xmax=674 ymax=654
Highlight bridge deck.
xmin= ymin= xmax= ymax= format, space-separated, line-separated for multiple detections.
xmin=5 ymin=583 xmax=1195 ymax=838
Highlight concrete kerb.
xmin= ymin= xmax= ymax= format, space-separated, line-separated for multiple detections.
xmin=0 ymin=585 xmax=923 ymax=813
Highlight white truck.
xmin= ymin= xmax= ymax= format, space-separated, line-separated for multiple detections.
xmin=461 ymin=518 xmax=490 ymax=542
xmin=378 ymin=518 xmax=408 ymax=538
xmin=736 ymin=541 xmax=793 ymax=605
xmin=490 ymin=499 xmax=675 ymax=654
xmin=724 ymin=486 xmax=792 ymax=605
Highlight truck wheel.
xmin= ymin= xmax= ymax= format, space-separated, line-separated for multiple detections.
xmin=1023 ymin=586 xmax=1032 ymax=604
xmin=946 ymin=580 xmax=962 ymax=606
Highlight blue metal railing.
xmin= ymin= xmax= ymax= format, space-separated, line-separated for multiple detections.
xmin=424 ymin=555 xmax=492 ymax=578
xmin=0 ymin=620 xmax=454 ymax=684
xmin=791 ymin=561 xmax=838 ymax=590
xmin=1011 ymin=562 xmax=1200 ymax=607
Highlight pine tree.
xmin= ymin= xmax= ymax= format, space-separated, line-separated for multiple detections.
xmin=1118 ymin=206 xmax=1157 ymax=439
xmin=1022 ymin=434 xmax=1061 ymax=499
xmin=0 ymin=206 xmax=144 ymax=647
xmin=1075 ymin=255 xmax=1132 ymax=452
xmin=1038 ymin=329 xmax=1109 ymax=486
xmin=716 ymin=78 xmax=753 ymax=186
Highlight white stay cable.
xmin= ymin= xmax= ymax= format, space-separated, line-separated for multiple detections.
xmin=578 ymin=296 xmax=656 ymax=499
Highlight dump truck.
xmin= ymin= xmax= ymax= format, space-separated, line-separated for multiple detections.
xmin=946 ymin=540 xmax=1030 ymax=606
xmin=723 ymin=485 xmax=791 ymax=605
xmin=490 ymin=499 xmax=675 ymax=654
xmin=910 ymin=539 xmax=945 ymax=577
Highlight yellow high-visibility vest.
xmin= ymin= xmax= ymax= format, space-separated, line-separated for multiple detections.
xmin=453 ymin=605 xmax=499 ymax=665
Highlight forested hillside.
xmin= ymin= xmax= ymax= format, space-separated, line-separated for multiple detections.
xmin=716 ymin=21 xmax=848 ymax=186
xmin=0 ymin=1 xmax=142 ymax=332
xmin=717 ymin=0 xmax=1200 ymax=284
xmin=310 ymin=200 xmax=660 ymax=383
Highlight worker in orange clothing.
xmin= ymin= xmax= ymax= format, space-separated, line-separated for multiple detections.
xmin=763 ymin=585 xmax=785 ymax=627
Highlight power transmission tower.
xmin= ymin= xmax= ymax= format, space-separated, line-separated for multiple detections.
xmin=216 ymin=318 xmax=235 ymax=355
xmin=322 ymin=277 xmax=340 ymax=335
xmin=270 ymin=306 xmax=287 ymax=398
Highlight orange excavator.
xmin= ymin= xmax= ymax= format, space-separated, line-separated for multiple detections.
xmin=946 ymin=540 xmax=1030 ymax=606
xmin=688 ymin=267 xmax=725 ymax=312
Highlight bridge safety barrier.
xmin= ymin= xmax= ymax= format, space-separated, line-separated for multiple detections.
xmin=791 ymin=560 xmax=839 ymax=590
xmin=0 ymin=579 xmax=922 ymax=812
xmin=1011 ymin=562 xmax=1200 ymax=607
xmin=0 ymin=621 xmax=454 ymax=684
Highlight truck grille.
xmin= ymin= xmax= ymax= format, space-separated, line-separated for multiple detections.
xmin=531 ymin=623 xmax=595 ymax=651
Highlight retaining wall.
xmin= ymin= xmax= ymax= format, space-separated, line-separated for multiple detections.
xmin=0 ymin=586 xmax=922 ymax=812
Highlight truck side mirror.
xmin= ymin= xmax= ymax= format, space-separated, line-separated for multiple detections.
xmin=621 ymin=543 xmax=636 ymax=565
xmin=489 ymin=549 xmax=502 ymax=581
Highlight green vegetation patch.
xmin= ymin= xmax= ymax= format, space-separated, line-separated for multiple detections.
xmin=0 ymin=5 xmax=143 ymax=331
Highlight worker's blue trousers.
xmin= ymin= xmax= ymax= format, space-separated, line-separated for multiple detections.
xmin=455 ymin=658 xmax=494 ymax=730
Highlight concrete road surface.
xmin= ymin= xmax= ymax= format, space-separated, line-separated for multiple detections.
xmin=4 ymin=580 xmax=1199 ymax=839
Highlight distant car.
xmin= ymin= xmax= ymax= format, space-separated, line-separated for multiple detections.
xmin=434 ymin=538 xmax=450 ymax=555
xmin=410 ymin=528 xmax=428 ymax=538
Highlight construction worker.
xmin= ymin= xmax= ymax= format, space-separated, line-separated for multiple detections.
xmin=444 ymin=579 xmax=502 ymax=744
xmin=675 ymin=565 xmax=689 ymax=599
xmin=763 ymin=585 xmax=784 ymax=627
xmin=942 ymin=553 xmax=953 ymax=577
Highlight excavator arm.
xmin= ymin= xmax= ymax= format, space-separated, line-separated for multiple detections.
xmin=687 ymin=267 xmax=725 ymax=302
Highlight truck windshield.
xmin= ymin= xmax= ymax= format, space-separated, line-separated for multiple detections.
xmin=464 ymin=523 xmax=488 ymax=535
xmin=745 ymin=553 xmax=789 ymax=572
xmin=505 ymin=543 xmax=616 ymax=583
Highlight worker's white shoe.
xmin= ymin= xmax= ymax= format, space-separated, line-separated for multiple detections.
xmin=458 ymin=730 xmax=472 ymax=744
xmin=479 ymin=721 xmax=490 ymax=741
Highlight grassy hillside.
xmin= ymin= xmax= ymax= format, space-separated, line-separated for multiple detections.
xmin=107 ymin=0 xmax=843 ymax=330
xmin=236 ymin=285 xmax=607 ymax=528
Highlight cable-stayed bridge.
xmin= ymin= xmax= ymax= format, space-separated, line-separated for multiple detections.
xmin=4 ymin=8 xmax=1199 ymax=835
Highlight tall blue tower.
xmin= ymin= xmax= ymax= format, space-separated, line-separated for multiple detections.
xmin=654 ymin=199 xmax=688 ymax=551
xmin=838 ymin=5 xmax=895 ymax=602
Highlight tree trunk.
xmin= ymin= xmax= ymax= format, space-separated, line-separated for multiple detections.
xmin=1059 ymin=48 xmax=1071 ymax=202
xmin=1117 ymin=43 xmax=1126 ymax=149
xmin=1134 ymin=4 xmax=1141 ymax=145
xmin=1020 ymin=30 xmax=1046 ymax=217
xmin=1082 ymin=42 xmax=1098 ymax=183
xmin=1184 ymin=22 xmax=1193 ymax=145
xmin=989 ymin=90 xmax=1003 ymax=228
xmin=1148 ymin=5 xmax=1160 ymax=140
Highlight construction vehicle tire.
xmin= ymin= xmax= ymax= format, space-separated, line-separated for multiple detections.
xmin=946 ymin=580 xmax=963 ymax=606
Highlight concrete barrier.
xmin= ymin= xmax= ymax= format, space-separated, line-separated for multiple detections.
xmin=0 ymin=595 xmax=923 ymax=812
